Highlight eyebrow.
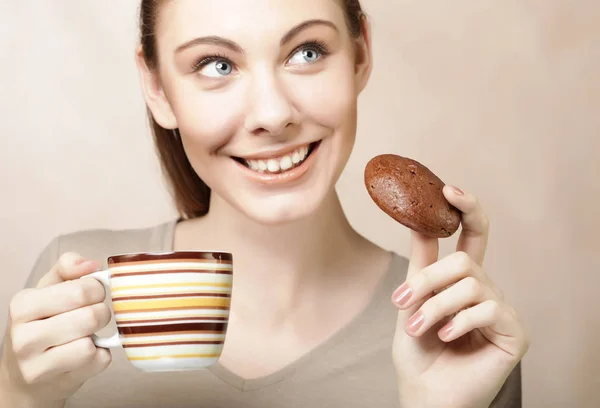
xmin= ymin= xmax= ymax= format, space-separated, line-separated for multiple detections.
xmin=175 ymin=19 xmax=339 ymax=54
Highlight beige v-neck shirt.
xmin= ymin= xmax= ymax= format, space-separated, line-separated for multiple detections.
xmin=22 ymin=220 xmax=522 ymax=407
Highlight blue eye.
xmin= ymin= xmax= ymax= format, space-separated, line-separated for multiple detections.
xmin=287 ymin=41 xmax=329 ymax=66
xmin=199 ymin=59 xmax=234 ymax=77
xmin=288 ymin=48 xmax=320 ymax=65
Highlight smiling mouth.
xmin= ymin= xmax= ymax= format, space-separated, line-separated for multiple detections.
xmin=232 ymin=141 xmax=320 ymax=174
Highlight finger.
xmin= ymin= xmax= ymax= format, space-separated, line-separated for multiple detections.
xmin=37 ymin=253 xmax=102 ymax=288
xmin=437 ymin=300 xmax=527 ymax=354
xmin=10 ymin=278 xmax=106 ymax=323
xmin=406 ymin=230 xmax=439 ymax=279
xmin=443 ymin=185 xmax=489 ymax=266
xmin=17 ymin=303 xmax=111 ymax=353
xmin=19 ymin=337 xmax=100 ymax=384
xmin=60 ymin=346 xmax=112 ymax=384
xmin=404 ymin=276 xmax=499 ymax=337
xmin=392 ymin=231 xmax=439 ymax=330
xmin=394 ymin=251 xmax=486 ymax=310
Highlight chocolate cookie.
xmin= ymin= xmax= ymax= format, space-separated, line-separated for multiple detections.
xmin=364 ymin=154 xmax=461 ymax=238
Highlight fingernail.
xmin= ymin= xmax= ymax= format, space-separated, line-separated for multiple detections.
xmin=407 ymin=312 xmax=425 ymax=333
xmin=451 ymin=186 xmax=464 ymax=196
xmin=439 ymin=322 xmax=454 ymax=339
xmin=393 ymin=283 xmax=412 ymax=307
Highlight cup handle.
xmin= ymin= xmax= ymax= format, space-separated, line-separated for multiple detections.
xmin=81 ymin=270 xmax=121 ymax=349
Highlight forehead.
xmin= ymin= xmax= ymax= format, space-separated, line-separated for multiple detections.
xmin=157 ymin=0 xmax=346 ymax=46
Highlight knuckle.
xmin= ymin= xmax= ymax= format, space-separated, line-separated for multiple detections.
xmin=95 ymin=348 xmax=112 ymax=370
xmin=70 ymin=282 xmax=93 ymax=307
xmin=9 ymin=290 xmax=32 ymax=322
xmin=94 ymin=304 xmax=111 ymax=329
xmin=463 ymin=276 xmax=481 ymax=298
xmin=485 ymin=300 xmax=502 ymax=318
xmin=76 ymin=338 xmax=98 ymax=362
xmin=10 ymin=328 xmax=32 ymax=358
xmin=454 ymin=251 xmax=472 ymax=271
xmin=79 ymin=307 xmax=102 ymax=332
xmin=8 ymin=298 xmax=22 ymax=323
xmin=19 ymin=363 xmax=42 ymax=385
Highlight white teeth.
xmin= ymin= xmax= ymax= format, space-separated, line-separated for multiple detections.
xmin=279 ymin=155 xmax=293 ymax=170
xmin=242 ymin=143 xmax=314 ymax=174
xmin=267 ymin=159 xmax=280 ymax=172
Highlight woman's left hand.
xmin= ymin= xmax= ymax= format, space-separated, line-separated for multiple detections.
xmin=391 ymin=186 xmax=530 ymax=408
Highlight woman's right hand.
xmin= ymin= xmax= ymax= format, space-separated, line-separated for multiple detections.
xmin=0 ymin=253 xmax=112 ymax=408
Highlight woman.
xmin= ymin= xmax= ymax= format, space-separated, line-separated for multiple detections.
xmin=0 ymin=0 xmax=529 ymax=406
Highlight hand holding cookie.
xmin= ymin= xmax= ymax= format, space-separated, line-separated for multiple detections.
xmin=364 ymin=155 xmax=530 ymax=408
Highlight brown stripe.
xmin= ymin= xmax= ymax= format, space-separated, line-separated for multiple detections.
xmin=112 ymin=269 xmax=233 ymax=278
xmin=118 ymin=322 xmax=227 ymax=336
xmin=116 ymin=317 xmax=228 ymax=324
xmin=109 ymin=252 xmax=232 ymax=265
xmin=112 ymin=258 xmax=233 ymax=267
xmin=122 ymin=340 xmax=224 ymax=348
xmin=116 ymin=306 xmax=230 ymax=314
xmin=121 ymin=330 xmax=225 ymax=338
xmin=113 ymin=293 xmax=231 ymax=302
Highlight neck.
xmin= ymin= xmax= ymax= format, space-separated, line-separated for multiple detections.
xmin=176 ymin=189 xmax=369 ymax=324
xmin=204 ymin=188 xmax=361 ymax=275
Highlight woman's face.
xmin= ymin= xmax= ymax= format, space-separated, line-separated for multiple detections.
xmin=140 ymin=0 xmax=372 ymax=224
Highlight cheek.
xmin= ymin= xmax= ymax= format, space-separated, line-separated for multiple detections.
xmin=288 ymin=61 xmax=358 ymax=131
xmin=167 ymin=78 xmax=245 ymax=153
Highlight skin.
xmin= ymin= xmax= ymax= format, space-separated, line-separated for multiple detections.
xmin=0 ymin=0 xmax=529 ymax=407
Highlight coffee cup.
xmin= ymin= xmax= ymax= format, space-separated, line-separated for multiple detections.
xmin=82 ymin=251 xmax=233 ymax=372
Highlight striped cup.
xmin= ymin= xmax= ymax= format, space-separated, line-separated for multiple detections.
xmin=83 ymin=251 xmax=233 ymax=372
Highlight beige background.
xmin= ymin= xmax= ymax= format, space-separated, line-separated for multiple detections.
xmin=1 ymin=1 xmax=599 ymax=406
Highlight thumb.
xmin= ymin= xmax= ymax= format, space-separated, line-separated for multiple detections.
xmin=37 ymin=252 xmax=102 ymax=288
xmin=406 ymin=230 xmax=439 ymax=279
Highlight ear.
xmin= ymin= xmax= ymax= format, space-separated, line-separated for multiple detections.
xmin=135 ymin=45 xmax=178 ymax=129
xmin=353 ymin=14 xmax=374 ymax=94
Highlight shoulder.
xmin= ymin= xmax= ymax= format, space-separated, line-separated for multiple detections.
xmin=57 ymin=219 xmax=176 ymax=261
xmin=24 ymin=219 xmax=177 ymax=288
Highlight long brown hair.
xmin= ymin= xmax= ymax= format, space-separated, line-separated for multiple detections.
xmin=139 ymin=0 xmax=365 ymax=220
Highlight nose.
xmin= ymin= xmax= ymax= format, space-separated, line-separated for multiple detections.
xmin=244 ymin=69 xmax=296 ymax=137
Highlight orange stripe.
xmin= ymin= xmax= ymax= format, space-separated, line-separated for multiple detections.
xmin=113 ymin=297 xmax=230 ymax=312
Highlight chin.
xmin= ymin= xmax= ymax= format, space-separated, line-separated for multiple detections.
xmin=231 ymin=191 xmax=328 ymax=226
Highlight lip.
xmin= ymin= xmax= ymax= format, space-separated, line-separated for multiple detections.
xmin=233 ymin=141 xmax=315 ymax=161
xmin=233 ymin=140 xmax=322 ymax=186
